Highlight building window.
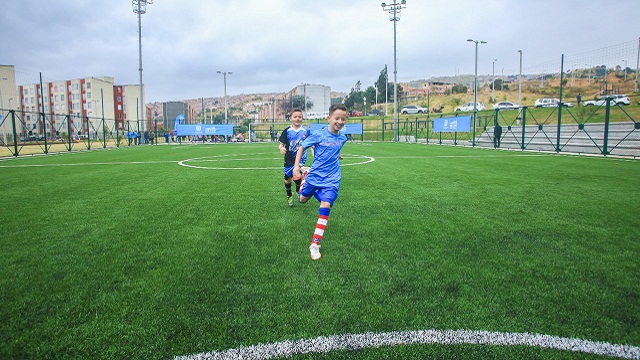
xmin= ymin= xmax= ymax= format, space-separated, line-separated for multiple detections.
xmin=118 ymin=105 xmax=122 ymax=111
xmin=86 ymin=92 xmax=91 ymax=99
xmin=117 ymin=96 xmax=122 ymax=102
xmin=86 ymin=82 xmax=91 ymax=89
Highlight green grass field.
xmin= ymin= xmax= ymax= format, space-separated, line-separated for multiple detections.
xmin=1 ymin=142 xmax=639 ymax=359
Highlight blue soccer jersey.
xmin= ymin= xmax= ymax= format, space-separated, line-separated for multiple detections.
xmin=279 ymin=126 xmax=311 ymax=167
xmin=301 ymin=128 xmax=348 ymax=189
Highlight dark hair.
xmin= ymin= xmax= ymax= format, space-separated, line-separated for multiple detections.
xmin=329 ymin=104 xmax=347 ymax=116
xmin=291 ymin=108 xmax=303 ymax=115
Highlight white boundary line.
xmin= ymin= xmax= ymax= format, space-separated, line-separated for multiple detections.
xmin=174 ymin=329 xmax=640 ymax=359
xmin=177 ymin=154 xmax=375 ymax=170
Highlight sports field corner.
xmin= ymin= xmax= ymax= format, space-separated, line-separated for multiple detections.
xmin=0 ymin=142 xmax=639 ymax=359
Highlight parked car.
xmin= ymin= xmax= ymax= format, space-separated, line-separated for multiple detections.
xmin=455 ymin=102 xmax=486 ymax=112
xmin=19 ymin=135 xmax=45 ymax=142
xmin=368 ymin=109 xmax=385 ymax=116
xmin=400 ymin=105 xmax=428 ymax=114
xmin=609 ymin=94 xmax=630 ymax=105
xmin=349 ymin=110 xmax=363 ymax=117
xmin=492 ymin=101 xmax=520 ymax=110
xmin=534 ymin=98 xmax=574 ymax=108
xmin=583 ymin=95 xmax=630 ymax=106
xmin=582 ymin=98 xmax=608 ymax=107
xmin=306 ymin=112 xmax=321 ymax=120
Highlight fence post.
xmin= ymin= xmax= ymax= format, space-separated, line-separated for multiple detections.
xmin=66 ymin=115 xmax=72 ymax=151
xmin=11 ymin=110 xmax=18 ymax=156
xmin=521 ymin=108 xmax=527 ymax=150
xmin=556 ymin=54 xmax=564 ymax=153
xmin=494 ymin=109 xmax=499 ymax=148
xmin=603 ymin=98 xmax=611 ymax=155
xmin=382 ymin=117 xmax=385 ymax=142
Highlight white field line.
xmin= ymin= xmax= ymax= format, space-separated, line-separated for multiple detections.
xmin=0 ymin=160 xmax=180 ymax=168
xmin=173 ymin=329 xmax=640 ymax=360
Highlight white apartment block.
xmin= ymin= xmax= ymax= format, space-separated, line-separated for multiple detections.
xmin=290 ymin=84 xmax=331 ymax=117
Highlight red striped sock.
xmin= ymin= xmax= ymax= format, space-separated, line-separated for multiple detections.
xmin=312 ymin=207 xmax=331 ymax=243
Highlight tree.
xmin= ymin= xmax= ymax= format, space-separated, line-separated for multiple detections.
xmin=490 ymin=79 xmax=509 ymax=91
xmin=279 ymin=95 xmax=313 ymax=115
xmin=374 ymin=66 xmax=400 ymax=103
xmin=451 ymin=83 xmax=468 ymax=94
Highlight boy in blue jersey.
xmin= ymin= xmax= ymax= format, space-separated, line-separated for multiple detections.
xmin=293 ymin=104 xmax=348 ymax=260
xmin=278 ymin=108 xmax=312 ymax=207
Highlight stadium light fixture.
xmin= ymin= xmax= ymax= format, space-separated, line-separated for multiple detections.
xmin=492 ymin=58 xmax=497 ymax=102
xmin=132 ymin=0 xmax=153 ymax=137
xmin=467 ymin=38 xmax=486 ymax=145
xmin=381 ymin=0 xmax=407 ymax=142
xmin=518 ymin=50 xmax=523 ymax=105
xmin=217 ymin=71 xmax=233 ymax=124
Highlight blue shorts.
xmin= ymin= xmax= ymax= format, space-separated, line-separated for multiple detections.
xmin=283 ymin=165 xmax=295 ymax=179
xmin=300 ymin=182 xmax=339 ymax=206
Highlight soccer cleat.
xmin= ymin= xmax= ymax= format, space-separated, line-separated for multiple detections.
xmin=287 ymin=196 xmax=294 ymax=207
xmin=309 ymin=242 xmax=321 ymax=260
xmin=301 ymin=166 xmax=310 ymax=179
xmin=299 ymin=166 xmax=310 ymax=195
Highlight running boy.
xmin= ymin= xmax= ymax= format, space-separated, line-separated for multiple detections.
xmin=293 ymin=104 xmax=348 ymax=260
xmin=278 ymin=108 xmax=311 ymax=207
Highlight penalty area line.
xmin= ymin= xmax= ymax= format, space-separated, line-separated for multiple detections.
xmin=173 ymin=329 xmax=640 ymax=360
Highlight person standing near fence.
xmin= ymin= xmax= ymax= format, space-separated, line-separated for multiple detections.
xmin=278 ymin=108 xmax=312 ymax=207
xmin=293 ymin=104 xmax=348 ymax=260
xmin=494 ymin=123 xmax=503 ymax=148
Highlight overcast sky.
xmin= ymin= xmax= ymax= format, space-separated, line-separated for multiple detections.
xmin=3 ymin=0 xmax=639 ymax=102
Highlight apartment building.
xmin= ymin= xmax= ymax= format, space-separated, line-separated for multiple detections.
xmin=11 ymin=70 xmax=144 ymax=138
xmin=290 ymin=83 xmax=331 ymax=117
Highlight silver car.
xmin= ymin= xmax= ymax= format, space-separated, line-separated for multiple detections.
xmin=400 ymin=105 xmax=428 ymax=114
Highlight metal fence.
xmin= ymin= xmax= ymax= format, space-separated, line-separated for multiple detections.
xmin=3 ymin=96 xmax=640 ymax=158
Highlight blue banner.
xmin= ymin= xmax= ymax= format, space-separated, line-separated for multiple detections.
xmin=175 ymin=124 xmax=234 ymax=136
xmin=310 ymin=123 xmax=363 ymax=134
xmin=433 ymin=116 xmax=471 ymax=133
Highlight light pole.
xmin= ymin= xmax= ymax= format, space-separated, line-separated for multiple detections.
xmin=385 ymin=64 xmax=388 ymax=117
xmin=217 ymin=71 xmax=232 ymax=124
xmin=363 ymin=96 xmax=367 ymax=115
xmin=467 ymin=38 xmax=486 ymax=146
xmin=635 ymin=37 xmax=640 ymax=93
xmin=622 ymin=59 xmax=627 ymax=81
xmin=518 ymin=50 xmax=523 ymax=106
xmin=132 ymin=0 xmax=153 ymax=135
xmin=381 ymin=0 xmax=407 ymax=142
xmin=492 ymin=58 xmax=497 ymax=102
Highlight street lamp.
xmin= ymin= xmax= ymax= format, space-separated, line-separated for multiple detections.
xmin=518 ymin=50 xmax=523 ymax=106
xmin=132 ymin=0 xmax=153 ymax=135
xmin=492 ymin=58 xmax=497 ymax=102
xmin=381 ymin=0 xmax=407 ymax=142
xmin=217 ymin=71 xmax=232 ymax=124
xmin=467 ymin=38 xmax=486 ymax=146
xmin=622 ymin=59 xmax=627 ymax=81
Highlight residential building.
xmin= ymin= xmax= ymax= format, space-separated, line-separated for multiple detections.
xmin=162 ymin=101 xmax=197 ymax=131
xmin=10 ymin=70 xmax=144 ymax=139
xmin=0 ymin=65 xmax=18 ymax=143
xmin=290 ymin=84 xmax=331 ymax=117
